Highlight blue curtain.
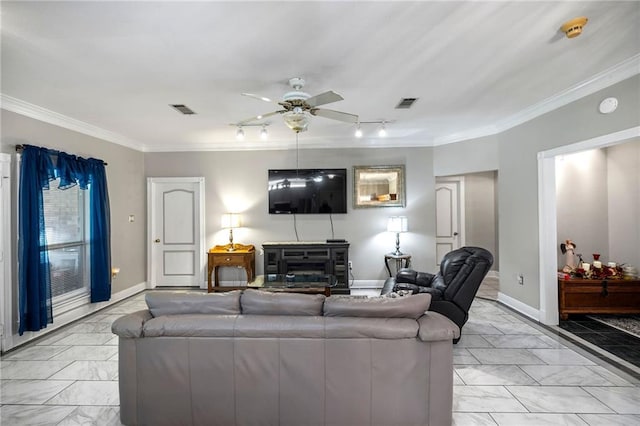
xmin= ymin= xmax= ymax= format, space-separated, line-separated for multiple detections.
xmin=18 ymin=147 xmax=55 ymax=335
xmin=18 ymin=145 xmax=111 ymax=335
xmin=87 ymin=159 xmax=111 ymax=303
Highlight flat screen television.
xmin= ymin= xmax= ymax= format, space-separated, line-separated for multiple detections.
xmin=268 ymin=168 xmax=347 ymax=214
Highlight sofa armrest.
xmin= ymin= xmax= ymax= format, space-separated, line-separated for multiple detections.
xmin=417 ymin=311 xmax=460 ymax=342
xmin=380 ymin=277 xmax=396 ymax=295
xmin=397 ymin=269 xmax=436 ymax=287
xmin=112 ymin=309 xmax=153 ymax=338
xmin=396 ymin=269 xmax=418 ymax=283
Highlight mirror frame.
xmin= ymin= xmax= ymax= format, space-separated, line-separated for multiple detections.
xmin=353 ymin=165 xmax=406 ymax=208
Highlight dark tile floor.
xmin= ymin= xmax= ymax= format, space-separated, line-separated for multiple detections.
xmin=559 ymin=315 xmax=640 ymax=368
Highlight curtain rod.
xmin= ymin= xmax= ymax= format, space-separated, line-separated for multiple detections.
xmin=15 ymin=144 xmax=108 ymax=166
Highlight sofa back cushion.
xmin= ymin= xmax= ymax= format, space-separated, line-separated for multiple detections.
xmin=241 ymin=289 xmax=325 ymax=316
xmin=323 ymin=294 xmax=431 ymax=319
xmin=145 ymin=290 xmax=242 ymax=317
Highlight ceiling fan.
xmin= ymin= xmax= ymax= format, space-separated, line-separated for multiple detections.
xmin=238 ymin=77 xmax=359 ymax=133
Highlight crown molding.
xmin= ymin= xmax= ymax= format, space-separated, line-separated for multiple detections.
xmin=433 ymin=53 xmax=640 ymax=146
xmin=0 ymin=94 xmax=147 ymax=152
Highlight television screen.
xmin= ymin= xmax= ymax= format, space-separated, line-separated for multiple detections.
xmin=268 ymin=169 xmax=347 ymax=214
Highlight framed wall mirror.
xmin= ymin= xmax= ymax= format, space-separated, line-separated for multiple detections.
xmin=353 ymin=165 xmax=406 ymax=208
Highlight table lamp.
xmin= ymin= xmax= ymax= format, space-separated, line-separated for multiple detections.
xmin=387 ymin=216 xmax=408 ymax=256
xmin=221 ymin=213 xmax=241 ymax=251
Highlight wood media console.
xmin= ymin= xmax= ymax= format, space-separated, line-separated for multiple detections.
xmin=558 ymin=277 xmax=640 ymax=320
xmin=262 ymin=241 xmax=350 ymax=294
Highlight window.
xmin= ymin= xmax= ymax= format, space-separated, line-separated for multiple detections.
xmin=42 ymin=179 xmax=90 ymax=302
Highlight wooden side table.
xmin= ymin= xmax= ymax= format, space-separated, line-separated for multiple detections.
xmin=384 ymin=253 xmax=412 ymax=277
xmin=207 ymin=243 xmax=255 ymax=292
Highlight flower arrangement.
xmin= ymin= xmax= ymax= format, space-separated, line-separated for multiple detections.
xmin=571 ymin=254 xmax=624 ymax=280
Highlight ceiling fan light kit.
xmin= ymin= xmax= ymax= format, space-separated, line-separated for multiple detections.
xmin=237 ymin=77 xmax=358 ymax=134
xmin=561 ymin=16 xmax=588 ymax=38
xmin=283 ymin=110 xmax=310 ymax=133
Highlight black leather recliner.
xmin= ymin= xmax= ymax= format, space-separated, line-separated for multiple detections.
xmin=381 ymin=246 xmax=493 ymax=342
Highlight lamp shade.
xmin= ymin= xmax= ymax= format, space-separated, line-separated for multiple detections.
xmin=387 ymin=216 xmax=408 ymax=233
xmin=221 ymin=213 xmax=241 ymax=229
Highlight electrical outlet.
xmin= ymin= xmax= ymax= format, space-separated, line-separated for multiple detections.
xmin=517 ymin=274 xmax=524 ymax=285
xmin=348 ymin=261 xmax=353 ymax=270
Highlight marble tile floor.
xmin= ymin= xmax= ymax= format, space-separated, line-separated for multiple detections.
xmin=1 ymin=292 xmax=640 ymax=425
xmin=559 ymin=315 xmax=640 ymax=369
xmin=475 ymin=278 xmax=498 ymax=302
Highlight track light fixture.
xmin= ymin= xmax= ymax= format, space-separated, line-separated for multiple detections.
xmin=236 ymin=126 xmax=245 ymax=140
xmin=354 ymin=122 xmax=363 ymax=138
xmin=352 ymin=120 xmax=392 ymax=138
xmin=378 ymin=122 xmax=387 ymax=137
xmin=231 ymin=122 xmax=270 ymax=140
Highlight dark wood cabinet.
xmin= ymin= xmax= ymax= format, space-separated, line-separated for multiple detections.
xmin=263 ymin=242 xmax=350 ymax=294
xmin=558 ymin=278 xmax=640 ymax=320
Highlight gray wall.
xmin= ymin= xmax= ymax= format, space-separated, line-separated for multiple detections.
xmin=555 ymin=140 xmax=640 ymax=272
xmin=556 ymin=149 xmax=609 ymax=266
xmin=434 ymin=74 xmax=640 ymax=309
xmin=1 ymin=110 xmax=147 ymax=299
xmin=144 ymin=147 xmax=436 ymax=281
xmin=464 ymin=171 xmax=499 ymax=271
xmin=607 ymin=139 xmax=640 ymax=269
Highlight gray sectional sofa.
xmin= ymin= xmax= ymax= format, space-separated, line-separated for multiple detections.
xmin=112 ymin=289 xmax=459 ymax=426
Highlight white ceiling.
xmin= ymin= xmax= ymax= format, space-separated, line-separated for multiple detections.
xmin=2 ymin=1 xmax=639 ymax=152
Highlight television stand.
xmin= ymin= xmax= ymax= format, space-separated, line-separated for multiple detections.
xmin=262 ymin=241 xmax=350 ymax=294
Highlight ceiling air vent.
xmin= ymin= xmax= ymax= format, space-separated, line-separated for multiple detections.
xmin=170 ymin=104 xmax=196 ymax=115
xmin=395 ymin=98 xmax=418 ymax=109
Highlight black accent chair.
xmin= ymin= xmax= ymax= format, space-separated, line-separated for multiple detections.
xmin=381 ymin=246 xmax=493 ymax=342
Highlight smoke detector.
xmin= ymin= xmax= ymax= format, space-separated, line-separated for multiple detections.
xmin=561 ymin=16 xmax=588 ymax=38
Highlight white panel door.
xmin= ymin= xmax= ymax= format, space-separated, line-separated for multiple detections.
xmin=435 ymin=179 xmax=464 ymax=266
xmin=148 ymin=177 xmax=205 ymax=287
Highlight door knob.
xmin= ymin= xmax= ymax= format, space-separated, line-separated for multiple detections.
xmin=154 ymin=239 xmax=161 ymax=243
xmin=453 ymin=232 xmax=459 ymax=236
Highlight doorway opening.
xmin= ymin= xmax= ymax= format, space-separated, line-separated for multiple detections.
xmin=436 ymin=171 xmax=499 ymax=300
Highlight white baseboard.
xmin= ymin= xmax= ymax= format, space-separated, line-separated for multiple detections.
xmin=486 ymin=270 xmax=499 ymax=279
xmin=349 ymin=279 xmax=385 ymax=289
xmin=2 ymin=281 xmax=148 ymax=352
xmin=497 ymin=291 xmax=540 ymax=321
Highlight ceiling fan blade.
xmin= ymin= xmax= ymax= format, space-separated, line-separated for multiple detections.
xmin=241 ymin=93 xmax=276 ymax=104
xmin=310 ymin=108 xmax=359 ymax=124
xmin=305 ymin=91 xmax=344 ymax=107
xmin=237 ymin=110 xmax=284 ymax=125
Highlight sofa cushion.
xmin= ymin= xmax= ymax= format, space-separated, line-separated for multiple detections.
xmin=143 ymin=314 xmax=238 ymax=337
xmin=323 ymin=293 xmax=431 ymax=319
xmin=324 ymin=317 xmax=419 ymax=338
xmin=145 ymin=290 xmax=242 ymax=317
xmin=240 ymin=289 xmax=325 ymax=316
